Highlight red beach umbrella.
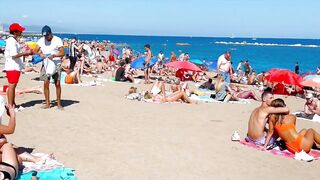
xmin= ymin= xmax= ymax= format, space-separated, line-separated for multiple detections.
xmin=165 ymin=61 xmax=202 ymax=72
xmin=265 ymin=69 xmax=301 ymax=86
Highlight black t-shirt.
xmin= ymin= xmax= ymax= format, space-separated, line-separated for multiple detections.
xmin=115 ymin=67 xmax=126 ymax=81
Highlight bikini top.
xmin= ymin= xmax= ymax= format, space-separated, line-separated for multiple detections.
xmin=0 ymin=170 xmax=11 ymax=180
xmin=274 ymin=123 xmax=295 ymax=133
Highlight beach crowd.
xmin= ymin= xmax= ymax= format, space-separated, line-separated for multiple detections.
xmin=0 ymin=22 xmax=319 ymax=179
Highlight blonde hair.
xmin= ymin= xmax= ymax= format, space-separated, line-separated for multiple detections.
xmin=215 ymin=75 xmax=225 ymax=92
xmin=128 ymin=87 xmax=137 ymax=94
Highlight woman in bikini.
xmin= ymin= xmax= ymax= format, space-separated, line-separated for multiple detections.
xmin=230 ymin=85 xmax=260 ymax=101
xmin=268 ymin=98 xmax=320 ymax=153
xmin=146 ymin=81 xmax=194 ymax=104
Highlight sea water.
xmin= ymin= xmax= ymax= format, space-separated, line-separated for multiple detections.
xmin=58 ymin=34 xmax=320 ymax=73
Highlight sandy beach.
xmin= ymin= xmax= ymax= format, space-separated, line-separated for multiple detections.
xmin=0 ymin=56 xmax=318 ymax=180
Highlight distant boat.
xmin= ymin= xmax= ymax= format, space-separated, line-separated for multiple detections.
xmin=176 ymin=43 xmax=191 ymax=46
xmin=230 ymin=33 xmax=235 ymax=38
xmin=252 ymin=33 xmax=257 ymax=41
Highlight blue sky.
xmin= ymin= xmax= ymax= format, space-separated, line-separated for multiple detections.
xmin=1 ymin=0 xmax=319 ymax=38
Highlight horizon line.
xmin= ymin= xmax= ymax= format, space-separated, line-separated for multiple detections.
xmin=18 ymin=31 xmax=320 ymax=40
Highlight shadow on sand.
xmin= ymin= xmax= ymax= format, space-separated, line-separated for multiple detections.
xmin=20 ymin=99 xmax=80 ymax=108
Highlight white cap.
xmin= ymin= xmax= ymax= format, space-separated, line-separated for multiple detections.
xmin=0 ymin=96 xmax=5 ymax=117
xmin=306 ymin=93 xmax=313 ymax=99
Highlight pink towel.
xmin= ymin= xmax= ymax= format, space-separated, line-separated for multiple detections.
xmin=238 ymin=139 xmax=320 ymax=159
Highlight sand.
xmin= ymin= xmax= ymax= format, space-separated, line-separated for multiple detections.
xmin=0 ymin=57 xmax=319 ymax=180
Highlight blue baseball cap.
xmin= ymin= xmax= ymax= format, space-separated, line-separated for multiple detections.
xmin=42 ymin=25 xmax=52 ymax=36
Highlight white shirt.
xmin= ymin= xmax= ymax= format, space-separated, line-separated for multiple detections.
xmin=37 ymin=36 xmax=63 ymax=65
xmin=4 ymin=36 xmax=24 ymax=71
xmin=158 ymin=53 xmax=164 ymax=61
xmin=217 ymin=54 xmax=230 ymax=72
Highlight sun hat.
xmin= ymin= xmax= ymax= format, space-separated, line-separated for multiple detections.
xmin=41 ymin=25 xmax=52 ymax=36
xmin=9 ymin=23 xmax=25 ymax=32
xmin=305 ymin=93 xmax=313 ymax=99
xmin=0 ymin=96 xmax=5 ymax=117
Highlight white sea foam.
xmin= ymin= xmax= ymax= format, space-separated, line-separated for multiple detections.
xmin=214 ymin=41 xmax=320 ymax=48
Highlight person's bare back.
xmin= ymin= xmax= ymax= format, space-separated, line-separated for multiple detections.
xmin=247 ymin=106 xmax=269 ymax=140
xmin=246 ymin=91 xmax=289 ymax=146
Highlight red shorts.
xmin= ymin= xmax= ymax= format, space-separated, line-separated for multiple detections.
xmin=6 ymin=70 xmax=21 ymax=84
xmin=109 ymin=55 xmax=115 ymax=62
xmin=3 ymin=85 xmax=8 ymax=93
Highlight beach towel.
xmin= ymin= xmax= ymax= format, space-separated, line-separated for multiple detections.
xmin=17 ymin=153 xmax=77 ymax=179
xmin=96 ymin=77 xmax=141 ymax=84
xmin=18 ymin=168 xmax=77 ymax=180
xmin=293 ymin=112 xmax=320 ymax=123
xmin=190 ymin=94 xmax=251 ymax=104
xmin=238 ymin=139 xmax=320 ymax=160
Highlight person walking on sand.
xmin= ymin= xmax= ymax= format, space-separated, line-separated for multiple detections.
xmin=34 ymin=25 xmax=65 ymax=109
xmin=246 ymin=91 xmax=290 ymax=149
xmin=217 ymin=51 xmax=232 ymax=85
xmin=144 ymin=44 xmax=152 ymax=84
xmin=4 ymin=23 xmax=33 ymax=107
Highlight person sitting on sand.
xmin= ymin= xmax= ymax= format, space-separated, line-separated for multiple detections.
xmin=170 ymin=79 xmax=190 ymax=95
xmin=268 ymin=98 xmax=320 ymax=154
xmin=61 ymin=59 xmax=82 ymax=84
xmin=246 ymin=91 xmax=289 ymax=148
xmin=199 ymin=78 xmax=215 ymax=90
xmin=247 ymin=71 xmax=257 ymax=85
xmin=214 ymin=75 xmax=237 ymax=102
xmin=296 ymin=93 xmax=320 ymax=119
xmin=144 ymin=81 xmax=194 ymax=104
xmin=114 ymin=61 xmax=134 ymax=83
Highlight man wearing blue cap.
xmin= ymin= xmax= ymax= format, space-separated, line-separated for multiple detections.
xmin=34 ymin=25 xmax=64 ymax=109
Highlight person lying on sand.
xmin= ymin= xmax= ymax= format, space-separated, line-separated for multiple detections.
xmin=145 ymin=81 xmax=194 ymax=104
xmin=0 ymin=97 xmax=53 ymax=168
xmin=268 ymin=98 xmax=320 ymax=154
xmin=246 ymin=91 xmax=289 ymax=148
xmin=0 ymin=85 xmax=42 ymax=96
xmin=230 ymin=85 xmax=260 ymax=101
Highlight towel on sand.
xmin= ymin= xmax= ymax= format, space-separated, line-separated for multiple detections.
xmin=238 ymin=139 xmax=320 ymax=160
xmin=17 ymin=153 xmax=77 ymax=179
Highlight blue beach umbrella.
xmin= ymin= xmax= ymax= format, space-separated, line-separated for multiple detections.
xmin=131 ymin=56 xmax=157 ymax=69
xmin=190 ymin=59 xmax=204 ymax=65
xmin=0 ymin=39 xmax=6 ymax=47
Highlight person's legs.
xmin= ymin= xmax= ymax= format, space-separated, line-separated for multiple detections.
xmin=43 ymin=80 xmax=50 ymax=108
xmin=0 ymin=143 xmax=18 ymax=178
xmin=301 ymin=128 xmax=320 ymax=152
xmin=6 ymin=71 xmax=21 ymax=106
xmin=7 ymin=83 xmax=17 ymax=106
xmin=54 ymin=80 xmax=62 ymax=109
xmin=167 ymin=91 xmax=193 ymax=103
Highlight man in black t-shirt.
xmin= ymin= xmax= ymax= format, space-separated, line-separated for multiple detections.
xmin=115 ymin=61 xmax=134 ymax=82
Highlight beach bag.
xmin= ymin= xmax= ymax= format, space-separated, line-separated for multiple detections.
xmin=43 ymin=58 xmax=57 ymax=75
xmin=31 ymin=55 xmax=44 ymax=64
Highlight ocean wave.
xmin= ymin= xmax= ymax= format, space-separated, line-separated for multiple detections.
xmin=214 ymin=41 xmax=320 ymax=48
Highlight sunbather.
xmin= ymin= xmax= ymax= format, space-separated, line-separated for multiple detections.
xmin=145 ymin=81 xmax=194 ymax=103
xmin=230 ymin=85 xmax=260 ymax=100
xmin=268 ymin=98 xmax=320 ymax=153
xmin=0 ymin=85 xmax=42 ymax=95
xmin=214 ymin=75 xmax=237 ymax=102
xmin=0 ymin=97 xmax=53 ymax=168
